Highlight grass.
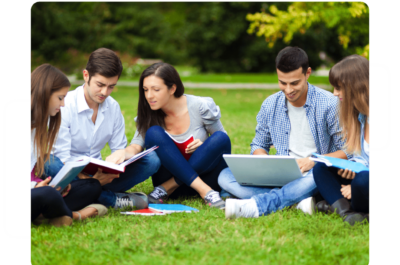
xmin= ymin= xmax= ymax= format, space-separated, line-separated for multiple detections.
xmin=119 ymin=72 xmax=331 ymax=85
xmin=31 ymin=86 xmax=369 ymax=265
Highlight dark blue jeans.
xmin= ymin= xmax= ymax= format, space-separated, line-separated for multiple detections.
xmin=31 ymin=178 xmax=102 ymax=221
xmin=313 ymin=163 xmax=369 ymax=213
xmin=145 ymin=126 xmax=231 ymax=198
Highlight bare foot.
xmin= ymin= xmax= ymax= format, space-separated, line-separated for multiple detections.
xmin=73 ymin=207 xmax=99 ymax=220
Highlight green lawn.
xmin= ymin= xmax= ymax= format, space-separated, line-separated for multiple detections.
xmin=31 ymin=86 xmax=369 ymax=265
xmin=120 ymin=72 xmax=331 ymax=86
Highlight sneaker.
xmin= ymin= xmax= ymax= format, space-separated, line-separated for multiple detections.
xmin=148 ymin=186 xmax=169 ymax=204
xmin=204 ymin=190 xmax=225 ymax=209
xmin=225 ymin=198 xmax=259 ymax=219
xmin=295 ymin=197 xmax=316 ymax=215
xmin=114 ymin=192 xmax=148 ymax=210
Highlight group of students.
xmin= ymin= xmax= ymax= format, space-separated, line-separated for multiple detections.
xmin=31 ymin=46 xmax=369 ymax=227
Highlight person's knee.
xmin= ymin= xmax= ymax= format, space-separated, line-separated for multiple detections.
xmin=146 ymin=151 xmax=161 ymax=174
xmin=210 ymin=132 xmax=231 ymax=150
xmin=38 ymin=186 xmax=62 ymax=203
xmin=144 ymin=125 xmax=164 ymax=146
xmin=312 ymin=163 xmax=329 ymax=182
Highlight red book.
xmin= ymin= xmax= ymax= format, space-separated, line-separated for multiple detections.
xmin=77 ymin=146 xmax=158 ymax=175
xmin=165 ymin=132 xmax=194 ymax=160
xmin=120 ymin=208 xmax=165 ymax=216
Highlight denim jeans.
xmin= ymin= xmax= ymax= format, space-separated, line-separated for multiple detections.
xmin=218 ymin=167 xmax=318 ymax=216
xmin=44 ymin=153 xmax=161 ymax=207
xmin=313 ymin=163 xmax=369 ymax=213
xmin=144 ymin=125 xmax=231 ymax=198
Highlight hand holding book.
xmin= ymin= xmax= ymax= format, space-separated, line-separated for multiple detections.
xmin=185 ymin=139 xmax=203 ymax=154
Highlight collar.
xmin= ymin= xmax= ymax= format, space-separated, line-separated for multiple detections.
xmin=282 ymin=82 xmax=314 ymax=111
xmin=77 ymin=84 xmax=109 ymax=113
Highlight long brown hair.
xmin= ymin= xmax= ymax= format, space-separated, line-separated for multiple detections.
xmin=329 ymin=55 xmax=369 ymax=154
xmin=136 ymin=63 xmax=185 ymax=138
xmin=31 ymin=64 xmax=70 ymax=177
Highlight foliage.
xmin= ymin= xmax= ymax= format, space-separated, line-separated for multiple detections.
xmin=31 ymin=2 xmax=369 ymax=74
xmin=247 ymin=2 xmax=369 ymax=59
xmin=31 ymin=86 xmax=369 ymax=265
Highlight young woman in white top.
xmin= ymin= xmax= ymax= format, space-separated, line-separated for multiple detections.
xmin=31 ymin=64 xmax=104 ymax=226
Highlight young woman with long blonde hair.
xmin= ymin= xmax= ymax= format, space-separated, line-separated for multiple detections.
xmin=313 ymin=55 xmax=369 ymax=225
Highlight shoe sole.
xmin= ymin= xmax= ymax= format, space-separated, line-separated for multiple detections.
xmin=225 ymin=199 xmax=237 ymax=219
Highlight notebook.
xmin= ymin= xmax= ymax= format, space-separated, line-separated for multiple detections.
xmin=165 ymin=132 xmax=194 ymax=160
xmin=310 ymin=153 xmax=369 ymax=173
xmin=148 ymin=204 xmax=199 ymax=213
xmin=223 ymin=154 xmax=303 ymax=187
xmin=120 ymin=209 xmax=166 ymax=216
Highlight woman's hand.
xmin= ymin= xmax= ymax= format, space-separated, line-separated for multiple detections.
xmin=106 ymin=149 xmax=126 ymax=164
xmin=186 ymin=139 xmax=203 ymax=154
xmin=35 ymin=177 xmax=63 ymax=191
xmin=35 ymin=177 xmax=52 ymax=188
xmin=341 ymin=184 xmax=352 ymax=199
xmin=60 ymin=184 xmax=71 ymax=197
xmin=338 ymin=169 xmax=356 ymax=179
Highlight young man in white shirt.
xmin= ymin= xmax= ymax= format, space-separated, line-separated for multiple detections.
xmin=50 ymin=48 xmax=161 ymax=209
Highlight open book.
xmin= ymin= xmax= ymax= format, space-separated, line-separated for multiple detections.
xmin=49 ymin=157 xmax=91 ymax=190
xmin=79 ymin=146 xmax=158 ymax=175
xmin=310 ymin=153 xmax=369 ymax=173
xmin=165 ymin=131 xmax=194 ymax=160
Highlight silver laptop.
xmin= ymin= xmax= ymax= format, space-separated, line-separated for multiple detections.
xmin=223 ymin=154 xmax=303 ymax=187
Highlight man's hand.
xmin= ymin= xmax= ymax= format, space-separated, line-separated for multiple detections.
xmin=106 ymin=149 xmax=126 ymax=164
xmin=253 ymin=149 xmax=268 ymax=155
xmin=341 ymin=184 xmax=352 ymax=199
xmin=338 ymin=169 xmax=356 ymax=179
xmin=92 ymin=168 xmax=119 ymax=186
xmin=186 ymin=139 xmax=203 ymax=154
xmin=296 ymin=157 xmax=316 ymax=173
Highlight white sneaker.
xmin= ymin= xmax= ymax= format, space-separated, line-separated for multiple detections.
xmin=225 ymin=199 xmax=259 ymax=219
xmin=295 ymin=197 xmax=316 ymax=215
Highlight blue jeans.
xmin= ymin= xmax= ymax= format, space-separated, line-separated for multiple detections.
xmin=144 ymin=125 xmax=231 ymax=198
xmin=313 ymin=163 xmax=369 ymax=213
xmin=44 ymin=153 xmax=161 ymax=207
xmin=218 ymin=167 xmax=318 ymax=216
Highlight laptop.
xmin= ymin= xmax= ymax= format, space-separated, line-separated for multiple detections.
xmin=223 ymin=154 xmax=303 ymax=187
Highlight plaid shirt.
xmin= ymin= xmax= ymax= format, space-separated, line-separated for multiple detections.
xmin=250 ymin=83 xmax=350 ymax=158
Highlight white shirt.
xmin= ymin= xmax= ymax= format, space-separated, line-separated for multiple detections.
xmin=31 ymin=129 xmax=37 ymax=172
xmin=287 ymin=101 xmax=317 ymax=159
xmin=53 ymin=85 xmax=127 ymax=163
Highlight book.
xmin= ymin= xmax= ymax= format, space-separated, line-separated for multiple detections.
xmin=310 ymin=153 xmax=369 ymax=173
xmin=148 ymin=204 xmax=199 ymax=213
xmin=120 ymin=208 xmax=166 ymax=216
xmin=79 ymin=146 xmax=158 ymax=175
xmin=49 ymin=157 xmax=91 ymax=190
xmin=165 ymin=131 xmax=194 ymax=160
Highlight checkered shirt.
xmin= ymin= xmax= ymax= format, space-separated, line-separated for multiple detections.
xmin=250 ymin=83 xmax=350 ymax=158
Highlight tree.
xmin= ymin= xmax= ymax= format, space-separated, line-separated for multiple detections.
xmin=246 ymin=2 xmax=369 ymax=59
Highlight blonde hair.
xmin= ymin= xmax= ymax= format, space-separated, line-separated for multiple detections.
xmin=329 ymin=55 xmax=369 ymax=154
